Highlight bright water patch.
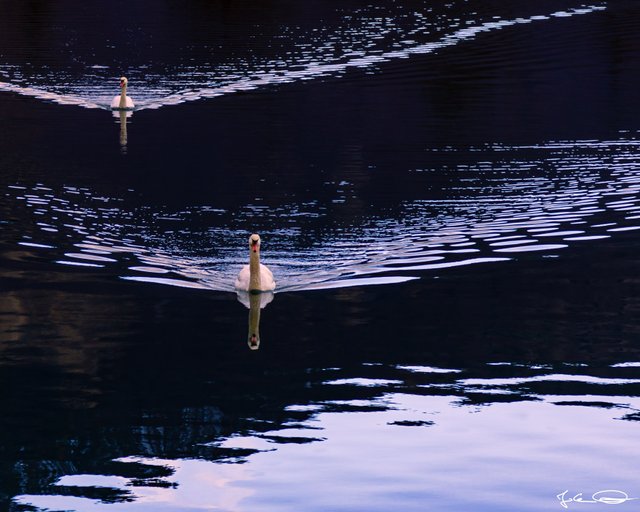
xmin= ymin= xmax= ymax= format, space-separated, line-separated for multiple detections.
xmin=14 ymin=362 xmax=640 ymax=511
xmin=0 ymin=3 xmax=606 ymax=111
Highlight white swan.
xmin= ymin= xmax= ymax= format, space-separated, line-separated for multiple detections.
xmin=111 ymin=77 xmax=135 ymax=110
xmin=235 ymin=234 xmax=276 ymax=292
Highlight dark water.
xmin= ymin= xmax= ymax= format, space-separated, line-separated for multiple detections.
xmin=2 ymin=1 xmax=640 ymax=510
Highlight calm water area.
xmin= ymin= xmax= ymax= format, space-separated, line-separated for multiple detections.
xmin=2 ymin=1 xmax=640 ymax=510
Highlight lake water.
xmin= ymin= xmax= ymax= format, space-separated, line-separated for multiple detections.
xmin=2 ymin=1 xmax=640 ymax=510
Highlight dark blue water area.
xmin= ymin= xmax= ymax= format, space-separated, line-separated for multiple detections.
xmin=2 ymin=1 xmax=640 ymax=511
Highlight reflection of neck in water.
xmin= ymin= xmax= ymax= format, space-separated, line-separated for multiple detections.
xmin=119 ymin=110 xmax=128 ymax=148
xmin=248 ymin=293 xmax=261 ymax=350
xmin=236 ymin=291 xmax=274 ymax=350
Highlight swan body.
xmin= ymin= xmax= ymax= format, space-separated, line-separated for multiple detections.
xmin=111 ymin=76 xmax=135 ymax=110
xmin=235 ymin=234 xmax=276 ymax=292
xmin=235 ymin=264 xmax=275 ymax=292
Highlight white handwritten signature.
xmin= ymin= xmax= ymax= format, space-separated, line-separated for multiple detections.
xmin=557 ymin=490 xmax=639 ymax=508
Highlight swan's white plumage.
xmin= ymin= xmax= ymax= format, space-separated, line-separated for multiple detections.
xmin=111 ymin=76 xmax=135 ymax=110
xmin=235 ymin=263 xmax=275 ymax=292
xmin=235 ymin=234 xmax=276 ymax=292
xmin=111 ymin=95 xmax=134 ymax=109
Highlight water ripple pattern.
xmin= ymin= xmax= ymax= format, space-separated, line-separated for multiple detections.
xmin=0 ymin=3 xmax=605 ymax=111
xmin=13 ymin=361 xmax=640 ymax=511
xmin=4 ymin=134 xmax=640 ymax=293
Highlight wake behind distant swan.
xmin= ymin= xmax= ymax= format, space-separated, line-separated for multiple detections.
xmin=0 ymin=4 xmax=605 ymax=113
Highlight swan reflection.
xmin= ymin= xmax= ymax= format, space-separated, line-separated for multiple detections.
xmin=236 ymin=291 xmax=274 ymax=350
xmin=116 ymin=110 xmax=130 ymax=150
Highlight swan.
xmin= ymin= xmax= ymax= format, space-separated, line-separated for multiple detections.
xmin=111 ymin=76 xmax=135 ymax=110
xmin=235 ymin=234 xmax=276 ymax=292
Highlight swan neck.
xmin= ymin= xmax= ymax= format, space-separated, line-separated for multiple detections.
xmin=119 ymin=85 xmax=127 ymax=108
xmin=249 ymin=249 xmax=261 ymax=291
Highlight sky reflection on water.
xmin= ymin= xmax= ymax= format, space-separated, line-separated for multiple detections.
xmin=14 ymin=363 xmax=640 ymax=512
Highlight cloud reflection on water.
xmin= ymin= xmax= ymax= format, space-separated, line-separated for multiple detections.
xmin=14 ymin=363 xmax=640 ymax=512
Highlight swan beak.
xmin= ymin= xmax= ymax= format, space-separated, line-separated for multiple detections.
xmin=251 ymin=241 xmax=258 ymax=253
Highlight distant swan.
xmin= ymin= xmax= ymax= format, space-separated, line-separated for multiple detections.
xmin=111 ymin=76 xmax=135 ymax=110
xmin=235 ymin=234 xmax=276 ymax=292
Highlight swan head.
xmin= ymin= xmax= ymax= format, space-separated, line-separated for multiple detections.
xmin=119 ymin=77 xmax=128 ymax=88
xmin=249 ymin=234 xmax=261 ymax=253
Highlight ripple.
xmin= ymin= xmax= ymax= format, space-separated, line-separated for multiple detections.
xmin=55 ymin=260 xmax=104 ymax=268
xmin=0 ymin=4 xmax=606 ymax=112
xmin=460 ymin=374 xmax=640 ymax=387
xmin=64 ymin=252 xmax=117 ymax=263
xmin=14 ymin=361 xmax=640 ymax=511
xmin=494 ymin=243 xmax=567 ymax=253
xmin=6 ymin=135 xmax=640 ymax=293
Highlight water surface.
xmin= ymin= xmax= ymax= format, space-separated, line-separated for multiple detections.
xmin=2 ymin=1 xmax=640 ymax=511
